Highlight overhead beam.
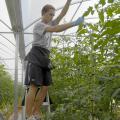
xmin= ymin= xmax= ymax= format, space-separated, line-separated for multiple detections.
xmin=5 ymin=0 xmax=25 ymax=60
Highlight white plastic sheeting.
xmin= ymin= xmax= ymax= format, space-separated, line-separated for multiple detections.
xmin=0 ymin=0 xmax=100 ymax=119
xmin=0 ymin=0 xmax=99 ymax=80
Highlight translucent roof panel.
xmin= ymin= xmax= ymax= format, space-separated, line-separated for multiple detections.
xmin=0 ymin=0 xmax=12 ymax=32
xmin=0 ymin=0 xmax=17 ymax=80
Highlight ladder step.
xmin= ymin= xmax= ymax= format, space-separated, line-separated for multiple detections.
xmin=42 ymin=102 xmax=49 ymax=106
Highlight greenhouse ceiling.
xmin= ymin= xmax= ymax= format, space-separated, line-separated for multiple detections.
xmin=0 ymin=0 xmax=100 ymax=82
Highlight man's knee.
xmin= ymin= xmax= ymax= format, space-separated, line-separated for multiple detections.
xmin=42 ymin=86 xmax=49 ymax=92
xmin=28 ymin=84 xmax=37 ymax=96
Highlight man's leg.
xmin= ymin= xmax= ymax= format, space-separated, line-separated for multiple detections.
xmin=32 ymin=86 xmax=48 ymax=116
xmin=26 ymin=84 xmax=37 ymax=117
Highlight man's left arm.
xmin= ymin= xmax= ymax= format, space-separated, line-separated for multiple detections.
xmin=53 ymin=0 xmax=72 ymax=24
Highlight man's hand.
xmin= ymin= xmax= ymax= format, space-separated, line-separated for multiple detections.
xmin=71 ymin=17 xmax=84 ymax=26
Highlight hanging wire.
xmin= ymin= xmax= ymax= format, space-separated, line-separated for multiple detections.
xmin=0 ymin=19 xmax=12 ymax=31
xmin=0 ymin=57 xmax=22 ymax=66
xmin=0 ymin=58 xmax=15 ymax=60
xmin=4 ymin=68 xmax=22 ymax=71
xmin=0 ymin=32 xmax=14 ymax=34
xmin=0 ymin=33 xmax=15 ymax=46
xmin=0 ymin=41 xmax=15 ymax=53
xmin=0 ymin=47 xmax=14 ymax=56
xmin=0 ymin=57 xmax=14 ymax=75
xmin=63 ymin=0 xmax=84 ymax=35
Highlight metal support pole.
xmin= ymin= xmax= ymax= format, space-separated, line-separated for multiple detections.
xmin=46 ymin=92 xmax=51 ymax=120
xmin=21 ymin=60 xmax=25 ymax=120
xmin=24 ymin=61 xmax=28 ymax=119
xmin=14 ymin=33 xmax=19 ymax=120
xmin=47 ymin=92 xmax=51 ymax=113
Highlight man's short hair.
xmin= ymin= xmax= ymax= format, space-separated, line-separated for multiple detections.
xmin=41 ymin=4 xmax=55 ymax=16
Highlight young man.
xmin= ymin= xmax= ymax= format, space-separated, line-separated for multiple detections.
xmin=25 ymin=0 xmax=84 ymax=119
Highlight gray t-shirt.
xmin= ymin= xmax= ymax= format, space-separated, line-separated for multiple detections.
xmin=32 ymin=21 xmax=55 ymax=50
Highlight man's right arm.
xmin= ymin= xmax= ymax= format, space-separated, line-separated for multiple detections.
xmin=45 ymin=23 xmax=73 ymax=32
xmin=45 ymin=16 xmax=84 ymax=33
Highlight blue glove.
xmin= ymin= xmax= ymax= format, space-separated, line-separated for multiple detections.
xmin=71 ymin=17 xmax=84 ymax=26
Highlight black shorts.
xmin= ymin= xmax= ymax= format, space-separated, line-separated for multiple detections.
xmin=24 ymin=62 xmax=52 ymax=86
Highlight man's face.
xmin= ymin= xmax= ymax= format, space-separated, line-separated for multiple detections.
xmin=43 ymin=9 xmax=55 ymax=23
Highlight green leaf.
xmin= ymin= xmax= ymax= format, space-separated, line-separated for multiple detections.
xmin=91 ymin=10 xmax=95 ymax=15
xmin=91 ymin=33 xmax=100 ymax=38
xmin=115 ymin=7 xmax=120 ymax=14
xmin=99 ymin=0 xmax=106 ymax=6
xmin=95 ymin=4 xmax=99 ymax=10
xmin=106 ymin=7 xmax=113 ymax=17
xmin=105 ymin=19 xmax=119 ymax=27
xmin=94 ymin=39 xmax=103 ymax=50
xmin=88 ymin=24 xmax=98 ymax=31
xmin=83 ymin=7 xmax=93 ymax=17
xmin=101 ymin=26 xmax=120 ymax=36
xmin=77 ymin=24 xmax=84 ymax=33
xmin=101 ymin=18 xmax=120 ymax=36
xmin=108 ymin=0 xmax=114 ymax=3
xmin=102 ymin=38 xmax=109 ymax=47
xmin=78 ymin=29 xmax=88 ymax=34
xmin=99 ymin=9 xmax=104 ymax=24
xmin=106 ymin=2 xmax=120 ymax=17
